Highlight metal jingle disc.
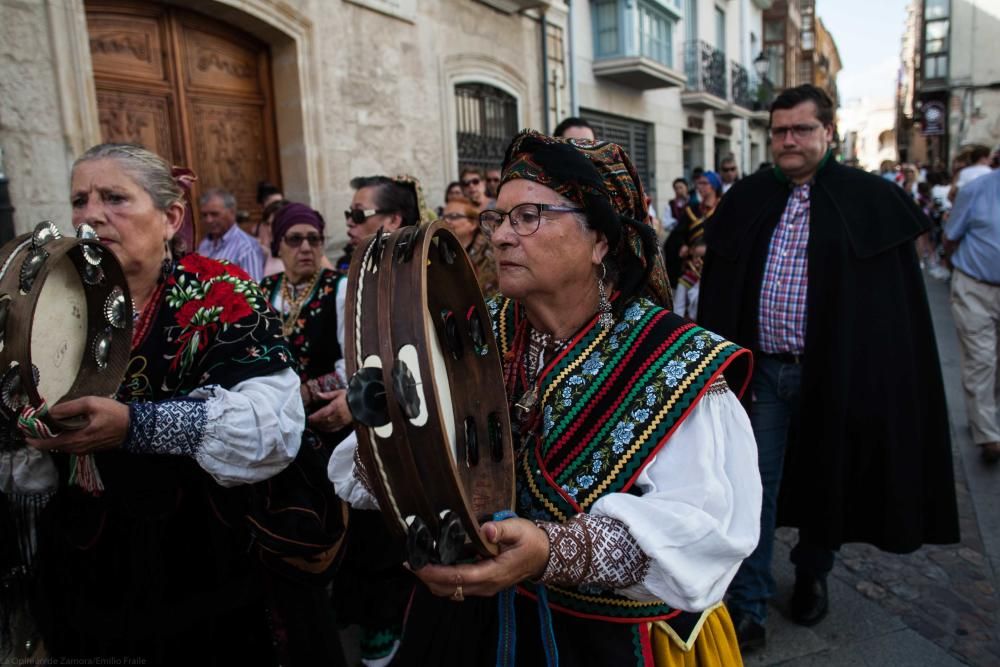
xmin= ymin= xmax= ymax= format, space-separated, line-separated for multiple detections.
xmin=19 ymin=248 xmax=48 ymax=293
xmin=104 ymin=287 xmax=126 ymax=329
xmin=92 ymin=327 xmax=113 ymax=369
xmin=435 ymin=510 xmax=468 ymax=566
xmin=346 ymin=366 xmax=390 ymax=427
xmin=0 ymin=364 xmax=37 ymax=413
xmin=440 ymin=309 xmax=463 ymax=360
xmin=82 ymin=262 xmax=105 ymax=286
xmin=438 ymin=237 xmax=456 ymax=265
xmin=393 ymin=225 xmax=421 ymax=264
xmin=405 ymin=515 xmax=434 ymax=569
xmin=76 ymin=223 xmax=98 ymax=240
xmin=391 ymin=359 xmax=421 ymax=419
xmin=81 ymin=243 xmax=103 ymax=267
xmin=467 ymin=308 xmax=487 ymax=357
xmin=31 ymin=221 xmax=62 ymax=248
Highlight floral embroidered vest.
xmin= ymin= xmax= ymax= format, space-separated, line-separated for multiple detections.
xmin=259 ymin=269 xmax=345 ymax=383
xmin=489 ymin=297 xmax=750 ymax=627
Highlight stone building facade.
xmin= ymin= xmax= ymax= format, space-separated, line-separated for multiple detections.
xmin=1 ymin=0 xmax=565 ymax=248
xmin=1 ymin=0 xmax=781 ymax=246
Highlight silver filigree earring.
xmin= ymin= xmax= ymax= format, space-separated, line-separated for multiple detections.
xmin=598 ymin=262 xmax=613 ymax=330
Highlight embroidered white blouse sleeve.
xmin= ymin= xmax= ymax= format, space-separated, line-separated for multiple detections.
xmin=125 ymin=367 xmax=304 ymax=487
xmin=588 ymin=388 xmax=761 ymax=612
xmin=328 ymin=430 xmax=380 ymax=510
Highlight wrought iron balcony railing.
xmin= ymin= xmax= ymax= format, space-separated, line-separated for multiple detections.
xmin=731 ymin=62 xmax=754 ymax=110
xmin=684 ymin=40 xmax=727 ymax=100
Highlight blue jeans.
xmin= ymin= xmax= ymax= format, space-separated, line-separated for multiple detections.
xmin=726 ymin=356 xmax=834 ymax=624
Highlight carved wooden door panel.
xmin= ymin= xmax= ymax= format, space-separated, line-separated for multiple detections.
xmin=87 ymin=1 xmax=280 ymax=241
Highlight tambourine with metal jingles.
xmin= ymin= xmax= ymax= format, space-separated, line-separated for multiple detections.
xmin=0 ymin=221 xmax=132 ymax=435
xmin=344 ymin=221 xmax=515 ymax=567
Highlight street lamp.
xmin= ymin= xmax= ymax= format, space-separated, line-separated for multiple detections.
xmin=753 ymin=51 xmax=773 ymax=111
xmin=753 ymin=51 xmax=770 ymax=80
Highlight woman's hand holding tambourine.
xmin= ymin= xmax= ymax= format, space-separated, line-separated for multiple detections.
xmin=410 ymin=518 xmax=550 ymax=599
xmin=25 ymin=396 xmax=130 ymax=454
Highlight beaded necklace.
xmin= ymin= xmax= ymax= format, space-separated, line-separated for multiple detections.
xmin=279 ymin=271 xmax=320 ymax=337
xmin=505 ymin=319 xmax=570 ymax=442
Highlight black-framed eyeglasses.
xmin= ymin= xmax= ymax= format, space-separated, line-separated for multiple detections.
xmin=769 ymin=124 xmax=822 ymax=140
xmin=479 ymin=203 xmax=585 ymax=237
xmin=461 ymin=177 xmax=482 ymax=187
xmin=283 ymin=233 xmax=324 ymax=248
xmin=344 ymin=208 xmax=392 ymax=225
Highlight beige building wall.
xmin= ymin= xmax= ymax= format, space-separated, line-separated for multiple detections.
xmin=0 ymin=0 xmax=568 ymax=248
xmin=0 ymin=0 xmax=100 ymax=233
xmin=948 ymin=0 xmax=1000 ymax=158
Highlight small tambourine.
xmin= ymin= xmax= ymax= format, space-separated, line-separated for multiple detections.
xmin=0 ymin=221 xmax=132 ymax=433
xmin=345 ymin=221 xmax=515 ymax=567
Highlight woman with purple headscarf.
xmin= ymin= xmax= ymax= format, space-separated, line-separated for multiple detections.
xmin=260 ymin=204 xmax=352 ymax=438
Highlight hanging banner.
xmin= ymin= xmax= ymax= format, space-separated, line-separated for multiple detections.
xmin=922 ymin=101 xmax=946 ymax=136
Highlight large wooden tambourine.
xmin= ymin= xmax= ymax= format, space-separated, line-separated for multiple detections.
xmin=0 ymin=221 xmax=132 ymax=434
xmin=344 ymin=222 xmax=515 ymax=566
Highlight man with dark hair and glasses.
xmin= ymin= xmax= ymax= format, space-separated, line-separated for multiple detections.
xmin=459 ymin=166 xmax=494 ymax=210
xmin=698 ymin=84 xmax=960 ymax=652
xmin=719 ymin=154 xmax=739 ymax=194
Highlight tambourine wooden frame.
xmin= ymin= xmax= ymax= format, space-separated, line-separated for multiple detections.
xmin=0 ymin=231 xmax=132 ymax=431
xmin=345 ymin=222 xmax=515 ymax=560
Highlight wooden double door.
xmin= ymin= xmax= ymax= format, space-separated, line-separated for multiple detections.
xmin=86 ymin=1 xmax=280 ymax=239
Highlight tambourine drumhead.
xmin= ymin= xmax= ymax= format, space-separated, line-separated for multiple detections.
xmin=31 ymin=254 xmax=88 ymax=403
xmin=0 ymin=223 xmax=131 ymax=431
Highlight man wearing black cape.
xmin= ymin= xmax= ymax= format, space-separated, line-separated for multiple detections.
xmin=698 ymin=84 xmax=959 ymax=652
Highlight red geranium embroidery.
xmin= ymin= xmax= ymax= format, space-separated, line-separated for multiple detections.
xmin=223 ymin=262 xmax=252 ymax=281
xmin=175 ymin=297 xmax=206 ymax=328
xmin=204 ymin=280 xmax=253 ymax=323
xmin=180 ymin=253 xmax=226 ymax=280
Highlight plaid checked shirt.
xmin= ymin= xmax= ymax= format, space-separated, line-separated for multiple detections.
xmin=758 ymin=183 xmax=810 ymax=354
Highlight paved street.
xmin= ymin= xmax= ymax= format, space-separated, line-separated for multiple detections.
xmin=746 ymin=274 xmax=1000 ymax=666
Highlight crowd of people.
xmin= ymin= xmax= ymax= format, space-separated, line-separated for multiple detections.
xmin=3 ymin=81 xmax=994 ymax=666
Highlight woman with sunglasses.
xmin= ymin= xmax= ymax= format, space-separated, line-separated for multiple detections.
xmin=331 ymin=131 xmax=760 ymax=665
xmin=259 ymin=204 xmax=352 ymax=439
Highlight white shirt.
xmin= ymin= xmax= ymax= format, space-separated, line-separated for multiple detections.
xmin=957 ymin=164 xmax=992 ymax=189
xmin=328 ymin=388 xmax=761 ymax=612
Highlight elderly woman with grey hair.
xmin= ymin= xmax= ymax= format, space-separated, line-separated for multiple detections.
xmin=2 ymin=143 xmax=311 ymax=664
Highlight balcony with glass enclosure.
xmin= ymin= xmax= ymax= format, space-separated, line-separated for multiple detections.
xmin=590 ymin=0 xmax=686 ymax=90
xmin=681 ymin=39 xmax=728 ymax=110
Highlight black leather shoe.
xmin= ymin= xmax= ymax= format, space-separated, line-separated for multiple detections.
xmin=790 ymin=573 xmax=829 ymax=626
xmin=732 ymin=614 xmax=766 ymax=654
